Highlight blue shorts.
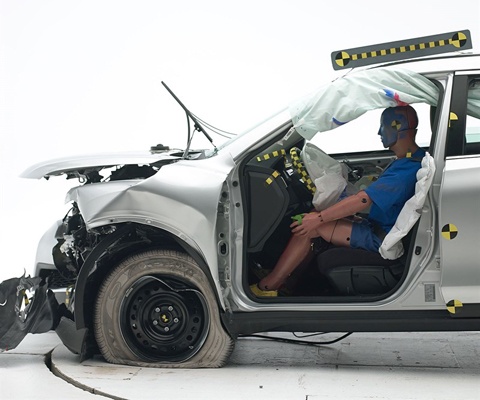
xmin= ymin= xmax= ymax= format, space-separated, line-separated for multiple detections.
xmin=350 ymin=219 xmax=383 ymax=252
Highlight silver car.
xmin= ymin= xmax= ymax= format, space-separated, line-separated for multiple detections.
xmin=15 ymin=31 xmax=480 ymax=367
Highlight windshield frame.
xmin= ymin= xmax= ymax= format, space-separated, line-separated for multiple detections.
xmin=204 ymin=108 xmax=291 ymax=159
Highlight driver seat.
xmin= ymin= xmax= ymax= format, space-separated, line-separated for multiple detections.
xmin=316 ymin=152 xmax=435 ymax=296
xmin=317 ymin=224 xmax=416 ymax=296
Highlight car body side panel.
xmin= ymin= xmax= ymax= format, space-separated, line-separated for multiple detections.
xmin=439 ymin=155 xmax=480 ymax=305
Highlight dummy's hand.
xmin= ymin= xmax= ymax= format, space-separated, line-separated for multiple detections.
xmin=290 ymin=211 xmax=323 ymax=237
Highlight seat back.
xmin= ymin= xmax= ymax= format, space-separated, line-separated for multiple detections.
xmin=379 ymin=152 xmax=435 ymax=259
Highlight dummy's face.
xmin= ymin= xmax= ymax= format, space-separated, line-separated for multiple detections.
xmin=378 ymin=120 xmax=398 ymax=148
xmin=378 ymin=106 xmax=417 ymax=148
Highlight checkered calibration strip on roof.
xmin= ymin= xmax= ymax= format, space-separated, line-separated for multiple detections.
xmin=331 ymin=30 xmax=472 ymax=70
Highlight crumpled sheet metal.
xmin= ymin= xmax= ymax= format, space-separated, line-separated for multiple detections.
xmin=0 ymin=275 xmax=58 ymax=351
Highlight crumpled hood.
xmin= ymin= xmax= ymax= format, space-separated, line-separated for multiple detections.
xmin=20 ymin=149 xmax=185 ymax=179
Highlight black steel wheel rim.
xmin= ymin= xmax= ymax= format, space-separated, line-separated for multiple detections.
xmin=120 ymin=275 xmax=209 ymax=362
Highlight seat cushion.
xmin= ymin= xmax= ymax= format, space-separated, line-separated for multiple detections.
xmin=317 ymin=247 xmax=405 ymax=295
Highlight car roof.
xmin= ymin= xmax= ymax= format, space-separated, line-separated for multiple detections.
xmin=371 ymin=53 xmax=480 ymax=75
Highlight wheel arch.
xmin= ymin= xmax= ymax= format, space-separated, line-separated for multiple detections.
xmin=73 ymin=223 xmax=223 ymax=332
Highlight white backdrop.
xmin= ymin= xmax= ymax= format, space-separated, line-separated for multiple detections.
xmin=1 ymin=0 xmax=479 ymax=281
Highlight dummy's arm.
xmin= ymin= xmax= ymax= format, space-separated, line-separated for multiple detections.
xmin=319 ymin=190 xmax=372 ymax=223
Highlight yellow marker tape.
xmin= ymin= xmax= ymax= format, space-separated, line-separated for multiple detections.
xmin=23 ymin=292 xmax=29 ymax=306
xmin=65 ymin=285 xmax=74 ymax=307
xmin=256 ymin=149 xmax=286 ymax=162
xmin=265 ymin=170 xmax=281 ymax=186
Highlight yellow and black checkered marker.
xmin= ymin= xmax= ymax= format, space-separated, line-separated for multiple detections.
xmin=448 ymin=112 xmax=458 ymax=128
xmin=441 ymin=223 xmax=458 ymax=240
xmin=446 ymin=299 xmax=463 ymax=315
xmin=331 ymin=30 xmax=472 ymax=70
xmin=258 ymin=147 xmax=317 ymax=193
xmin=290 ymin=148 xmax=316 ymax=194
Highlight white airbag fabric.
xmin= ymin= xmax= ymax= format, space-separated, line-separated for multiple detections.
xmin=379 ymin=152 xmax=436 ymax=260
xmin=302 ymin=142 xmax=348 ymax=210
xmin=289 ymin=68 xmax=439 ymax=140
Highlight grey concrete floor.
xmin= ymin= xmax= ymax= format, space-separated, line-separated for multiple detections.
xmin=1 ymin=331 xmax=479 ymax=399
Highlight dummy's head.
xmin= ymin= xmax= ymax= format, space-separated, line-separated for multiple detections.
xmin=378 ymin=105 xmax=418 ymax=148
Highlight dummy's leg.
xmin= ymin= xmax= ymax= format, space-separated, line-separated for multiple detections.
xmin=258 ymin=219 xmax=353 ymax=291
xmin=258 ymin=234 xmax=311 ymax=290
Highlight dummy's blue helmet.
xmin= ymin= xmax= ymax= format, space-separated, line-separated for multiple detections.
xmin=378 ymin=105 xmax=418 ymax=148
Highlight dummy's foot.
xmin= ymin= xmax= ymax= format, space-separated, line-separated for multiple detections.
xmin=249 ymin=283 xmax=278 ymax=297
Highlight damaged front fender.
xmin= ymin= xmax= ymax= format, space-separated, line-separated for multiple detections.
xmin=0 ymin=275 xmax=59 ymax=351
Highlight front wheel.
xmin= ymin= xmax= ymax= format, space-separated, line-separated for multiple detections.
xmin=94 ymin=249 xmax=234 ymax=368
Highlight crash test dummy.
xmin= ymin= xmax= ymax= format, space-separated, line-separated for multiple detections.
xmin=251 ymin=105 xmax=425 ymax=297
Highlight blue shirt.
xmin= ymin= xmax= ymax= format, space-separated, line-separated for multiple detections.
xmin=365 ymin=148 xmax=425 ymax=233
